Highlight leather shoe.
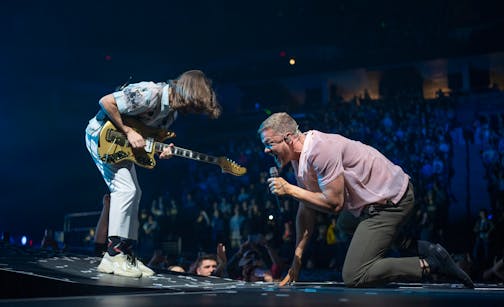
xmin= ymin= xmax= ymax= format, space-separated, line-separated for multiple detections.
xmin=424 ymin=243 xmax=474 ymax=288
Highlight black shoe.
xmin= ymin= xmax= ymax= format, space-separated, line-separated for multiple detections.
xmin=424 ymin=243 xmax=475 ymax=288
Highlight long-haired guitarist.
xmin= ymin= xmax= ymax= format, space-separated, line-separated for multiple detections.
xmin=85 ymin=70 xmax=222 ymax=277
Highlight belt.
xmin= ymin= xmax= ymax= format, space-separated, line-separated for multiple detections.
xmin=362 ymin=181 xmax=412 ymax=217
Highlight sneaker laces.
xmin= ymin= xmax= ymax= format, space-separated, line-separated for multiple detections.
xmin=126 ymin=254 xmax=137 ymax=266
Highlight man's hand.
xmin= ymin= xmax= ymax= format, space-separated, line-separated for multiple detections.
xmin=278 ymin=256 xmax=301 ymax=286
xmin=217 ymin=243 xmax=227 ymax=264
xmin=126 ymin=129 xmax=146 ymax=149
xmin=267 ymin=177 xmax=290 ymax=196
xmin=159 ymin=143 xmax=174 ymax=159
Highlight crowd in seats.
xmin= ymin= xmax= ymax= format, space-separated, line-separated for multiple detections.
xmin=474 ymin=112 xmax=504 ymax=214
xmin=470 ymin=110 xmax=504 ymax=280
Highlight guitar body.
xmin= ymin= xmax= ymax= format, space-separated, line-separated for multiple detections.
xmin=97 ymin=120 xmax=175 ymax=169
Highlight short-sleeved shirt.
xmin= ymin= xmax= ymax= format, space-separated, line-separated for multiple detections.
xmin=112 ymin=81 xmax=177 ymax=130
xmin=87 ymin=81 xmax=177 ymax=134
xmin=292 ymin=130 xmax=410 ymax=216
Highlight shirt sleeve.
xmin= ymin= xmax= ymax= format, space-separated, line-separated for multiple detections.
xmin=112 ymin=81 xmax=160 ymax=115
xmin=309 ymin=137 xmax=343 ymax=188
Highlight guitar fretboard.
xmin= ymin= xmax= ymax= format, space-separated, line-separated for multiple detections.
xmin=155 ymin=143 xmax=218 ymax=165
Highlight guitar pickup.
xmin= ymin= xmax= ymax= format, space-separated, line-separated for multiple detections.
xmin=144 ymin=138 xmax=154 ymax=153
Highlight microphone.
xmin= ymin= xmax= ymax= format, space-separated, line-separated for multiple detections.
xmin=269 ymin=166 xmax=282 ymax=218
xmin=269 ymin=166 xmax=279 ymax=179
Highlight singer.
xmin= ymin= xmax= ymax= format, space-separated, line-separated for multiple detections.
xmin=85 ymin=70 xmax=222 ymax=278
xmin=258 ymin=112 xmax=473 ymax=288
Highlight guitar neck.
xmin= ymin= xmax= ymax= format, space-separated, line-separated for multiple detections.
xmin=155 ymin=143 xmax=219 ymax=165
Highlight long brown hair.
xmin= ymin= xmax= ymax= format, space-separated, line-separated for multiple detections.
xmin=170 ymin=70 xmax=222 ymax=119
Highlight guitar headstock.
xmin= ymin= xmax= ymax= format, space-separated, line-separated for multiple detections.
xmin=217 ymin=157 xmax=247 ymax=176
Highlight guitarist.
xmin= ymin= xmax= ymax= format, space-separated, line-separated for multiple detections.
xmin=85 ymin=70 xmax=222 ymax=277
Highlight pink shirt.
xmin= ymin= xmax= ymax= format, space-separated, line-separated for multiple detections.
xmin=292 ymin=130 xmax=410 ymax=216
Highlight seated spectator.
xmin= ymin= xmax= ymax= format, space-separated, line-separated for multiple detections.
xmin=189 ymin=254 xmax=218 ymax=277
xmin=189 ymin=244 xmax=228 ymax=277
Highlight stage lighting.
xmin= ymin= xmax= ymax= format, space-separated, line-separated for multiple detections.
xmin=268 ymin=214 xmax=274 ymax=221
xmin=289 ymin=58 xmax=296 ymax=65
xmin=21 ymin=235 xmax=28 ymax=246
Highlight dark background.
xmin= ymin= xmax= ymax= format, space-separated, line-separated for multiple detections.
xmin=1 ymin=0 xmax=503 ymax=240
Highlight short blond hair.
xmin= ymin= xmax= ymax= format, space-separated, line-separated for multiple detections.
xmin=257 ymin=112 xmax=300 ymax=136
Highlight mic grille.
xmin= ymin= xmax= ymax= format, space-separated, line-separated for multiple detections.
xmin=269 ymin=166 xmax=279 ymax=178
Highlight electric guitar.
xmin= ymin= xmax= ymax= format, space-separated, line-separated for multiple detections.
xmin=97 ymin=120 xmax=247 ymax=176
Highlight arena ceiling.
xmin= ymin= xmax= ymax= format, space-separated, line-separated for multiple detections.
xmin=2 ymin=0 xmax=503 ymax=82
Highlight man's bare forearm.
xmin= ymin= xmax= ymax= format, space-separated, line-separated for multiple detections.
xmin=286 ymin=184 xmax=343 ymax=215
xmin=294 ymin=204 xmax=316 ymax=259
xmin=99 ymin=94 xmax=132 ymax=134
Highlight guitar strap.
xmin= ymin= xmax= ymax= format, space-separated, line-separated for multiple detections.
xmin=95 ymin=109 xmax=111 ymax=123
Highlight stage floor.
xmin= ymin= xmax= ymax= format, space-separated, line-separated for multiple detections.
xmin=2 ymin=283 xmax=504 ymax=307
xmin=1 ymin=244 xmax=503 ymax=306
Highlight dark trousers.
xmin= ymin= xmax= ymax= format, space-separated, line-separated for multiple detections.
xmin=340 ymin=182 xmax=422 ymax=287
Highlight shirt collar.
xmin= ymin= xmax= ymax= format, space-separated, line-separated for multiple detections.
xmin=297 ymin=130 xmax=313 ymax=179
xmin=161 ymin=83 xmax=171 ymax=112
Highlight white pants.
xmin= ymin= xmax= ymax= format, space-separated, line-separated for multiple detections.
xmin=85 ymin=119 xmax=141 ymax=240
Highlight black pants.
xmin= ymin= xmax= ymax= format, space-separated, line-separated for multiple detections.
xmin=340 ymin=182 xmax=422 ymax=287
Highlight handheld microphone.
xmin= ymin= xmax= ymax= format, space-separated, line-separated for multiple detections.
xmin=269 ymin=166 xmax=282 ymax=217
xmin=269 ymin=166 xmax=279 ymax=179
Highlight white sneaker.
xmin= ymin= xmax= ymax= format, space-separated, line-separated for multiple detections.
xmin=136 ymin=258 xmax=155 ymax=277
xmin=97 ymin=252 xmax=142 ymax=278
